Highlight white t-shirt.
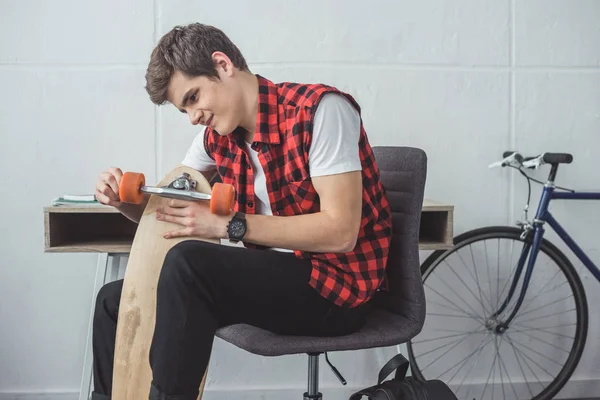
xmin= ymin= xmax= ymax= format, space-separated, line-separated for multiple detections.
xmin=181 ymin=93 xmax=362 ymax=251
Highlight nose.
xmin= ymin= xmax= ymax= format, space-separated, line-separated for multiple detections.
xmin=189 ymin=110 xmax=202 ymax=125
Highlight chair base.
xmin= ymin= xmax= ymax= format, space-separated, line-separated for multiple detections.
xmin=306 ymin=353 xmax=321 ymax=399
xmin=304 ymin=352 xmax=346 ymax=399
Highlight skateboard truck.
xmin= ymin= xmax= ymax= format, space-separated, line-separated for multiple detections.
xmin=118 ymin=171 xmax=234 ymax=216
xmin=167 ymin=172 xmax=197 ymax=191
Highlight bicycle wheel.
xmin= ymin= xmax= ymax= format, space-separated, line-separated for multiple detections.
xmin=407 ymin=226 xmax=588 ymax=400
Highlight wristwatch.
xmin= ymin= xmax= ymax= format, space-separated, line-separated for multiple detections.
xmin=227 ymin=212 xmax=247 ymax=243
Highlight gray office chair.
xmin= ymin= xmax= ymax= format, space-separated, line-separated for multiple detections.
xmin=215 ymin=146 xmax=427 ymax=399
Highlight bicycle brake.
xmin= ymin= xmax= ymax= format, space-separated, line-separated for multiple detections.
xmin=516 ymin=221 xmax=533 ymax=240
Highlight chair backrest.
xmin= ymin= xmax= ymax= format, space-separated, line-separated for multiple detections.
xmin=372 ymin=146 xmax=427 ymax=328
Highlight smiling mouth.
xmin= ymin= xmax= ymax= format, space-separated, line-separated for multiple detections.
xmin=205 ymin=116 xmax=213 ymax=127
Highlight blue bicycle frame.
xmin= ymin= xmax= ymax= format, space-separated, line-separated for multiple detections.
xmin=493 ymin=168 xmax=600 ymax=333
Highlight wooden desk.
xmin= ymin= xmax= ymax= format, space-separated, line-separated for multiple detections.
xmin=43 ymin=199 xmax=453 ymax=400
xmin=43 ymin=199 xmax=454 ymax=253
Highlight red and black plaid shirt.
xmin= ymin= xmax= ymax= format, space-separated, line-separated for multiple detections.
xmin=204 ymin=75 xmax=392 ymax=308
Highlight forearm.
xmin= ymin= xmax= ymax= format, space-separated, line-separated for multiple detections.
xmin=240 ymin=212 xmax=358 ymax=253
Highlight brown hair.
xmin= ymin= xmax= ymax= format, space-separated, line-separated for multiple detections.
xmin=145 ymin=23 xmax=249 ymax=105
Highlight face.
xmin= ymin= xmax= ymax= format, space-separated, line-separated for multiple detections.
xmin=167 ymin=54 xmax=244 ymax=136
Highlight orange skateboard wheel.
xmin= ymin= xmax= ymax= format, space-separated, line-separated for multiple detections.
xmin=210 ymin=183 xmax=234 ymax=216
xmin=119 ymin=172 xmax=145 ymax=204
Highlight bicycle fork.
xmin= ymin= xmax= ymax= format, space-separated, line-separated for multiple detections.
xmin=490 ymin=223 xmax=545 ymax=334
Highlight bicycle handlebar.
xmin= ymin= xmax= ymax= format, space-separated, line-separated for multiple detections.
xmin=490 ymin=151 xmax=573 ymax=169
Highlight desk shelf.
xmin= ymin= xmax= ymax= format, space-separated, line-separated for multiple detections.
xmin=44 ymin=206 xmax=136 ymax=253
xmin=420 ymin=199 xmax=454 ymax=250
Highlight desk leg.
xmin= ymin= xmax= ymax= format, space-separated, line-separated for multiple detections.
xmin=79 ymin=253 xmax=121 ymax=400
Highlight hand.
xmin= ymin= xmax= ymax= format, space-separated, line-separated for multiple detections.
xmin=95 ymin=167 xmax=123 ymax=208
xmin=156 ymin=199 xmax=230 ymax=240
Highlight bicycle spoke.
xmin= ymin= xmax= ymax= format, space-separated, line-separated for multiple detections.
xmin=517 ymin=350 xmax=548 ymax=387
xmin=429 ymin=327 xmax=483 ymax=334
xmin=415 ymin=335 xmax=473 ymax=360
xmin=456 ymin=248 xmax=494 ymax=315
xmin=443 ymin=259 xmax=490 ymax=316
xmin=515 ymin=307 xmax=576 ymax=325
xmin=424 ymin=283 xmax=482 ymax=320
xmin=481 ymin=336 xmax=499 ymax=399
xmin=425 ymin=273 xmax=484 ymax=319
xmin=516 ymin=277 xmax=570 ymax=318
xmin=496 ymin=335 xmax=519 ymax=400
xmin=440 ymin=256 xmax=486 ymax=314
xmin=515 ymin=322 xmax=576 ymax=332
xmin=434 ymin=334 xmax=493 ymax=380
xmin=516 ymin=267 xmax=562 ymax=315
xmin=510 ymin=323 xmax=575 ymax=340
xmin=511 ymin=337 xmax=565 ymax=369
xmin=514 ymin=329 xmax=571 ymax=354
xmin=412 ymin=330 xmax=481 ymax=344
xmin=513 ymin=294 xmax=574 ymax=320
xmin=468 ymin=243 xmax=495 ymax=315
xmin=426 ymin=312 xmax=481 ymax=320
xmin=507 ymin=333 xmax=556 ymax=380
xmin=506 ymin=332 xmax=535 ymax=398
xmin=528 ymin=279 xmax=570 ymax=304
xmin=421 ymin=329 xmax=479 ymax=372
xmin=426 ymin=298 xmax=480 ymax=319
xmin=491 ymin=337 xmax=498 ymax=400
xmin=492 ymin=335 xmax=503 ymax=400
xmin=453 ymin=334 xmax=491 ymax=395
xmin=483 ymin=239 xmax=494 ymax=310
xmin=445 ymin=340 xmax=479 ymax=384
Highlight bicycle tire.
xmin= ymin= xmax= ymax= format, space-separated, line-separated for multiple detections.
xmin=407 ymin=226 xmax=588 ymax=400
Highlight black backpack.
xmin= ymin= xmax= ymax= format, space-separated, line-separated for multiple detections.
xmin=349 ymin=354 xmax=458 ymax=400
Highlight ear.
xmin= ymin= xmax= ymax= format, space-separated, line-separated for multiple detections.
xmin=212 ymin=51 xmax=234 ymax=77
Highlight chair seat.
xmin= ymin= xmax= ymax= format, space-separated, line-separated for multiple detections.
xmin=215 ymin=309 xmax=422 ymax=357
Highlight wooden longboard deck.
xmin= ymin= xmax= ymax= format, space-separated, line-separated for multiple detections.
xmin=112 ymin=166 xmax=217 ymax=400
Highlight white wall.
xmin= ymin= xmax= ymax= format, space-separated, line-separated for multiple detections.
xmin=1 ymin=0 xmax=599 ymax=399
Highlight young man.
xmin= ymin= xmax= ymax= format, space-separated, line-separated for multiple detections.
xmin=93 ymin=23 xmax=392 ymax=400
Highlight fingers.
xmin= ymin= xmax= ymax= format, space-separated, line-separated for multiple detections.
xmin=163 ymin=228 xmax=193 ymax=239
xmin=95 ymin=167 xmax=123 ymax=207
xmin=96 ymin=174 xmax=119 ymax=201
xmin=167 ymin=199 xmax=192 ymax=208
xmin=156 ymin=210 xmax=192 ymax=226
xmin=157 ymin=206 xmax=188 ymax=217
xmin=103 ymin=172 xmax=120 ymax=200
xmin=157 ymin=211 xmax=194 ymax=239
xmin=95 ymin=188 xmax=121 ymax=208
xmin=107 ymin=167 xmax=123 ymax=184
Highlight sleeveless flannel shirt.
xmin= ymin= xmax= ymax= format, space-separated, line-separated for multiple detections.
xmin=204 ymin=75 xmax=393 ymax=308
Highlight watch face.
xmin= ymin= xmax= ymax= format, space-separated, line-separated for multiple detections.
xmin=229 ymin=219 xmax=246 ymax=238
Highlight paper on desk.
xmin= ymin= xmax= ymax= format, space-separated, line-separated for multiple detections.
xmin=52 ymin=194 xmax=107 ymax=207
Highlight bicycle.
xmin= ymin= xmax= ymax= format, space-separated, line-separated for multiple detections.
xmin=406 ymin=151 xmax=599 ymax=400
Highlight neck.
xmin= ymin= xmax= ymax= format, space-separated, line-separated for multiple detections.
xmin=237 ymin=72 xmax=259 ymax=142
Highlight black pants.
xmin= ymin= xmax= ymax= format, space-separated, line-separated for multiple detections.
xmin=92 ymin=240 xmax=371 ymax=400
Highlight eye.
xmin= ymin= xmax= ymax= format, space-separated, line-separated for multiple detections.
xmin=190 ymin=93 xmax=197 ymax=102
